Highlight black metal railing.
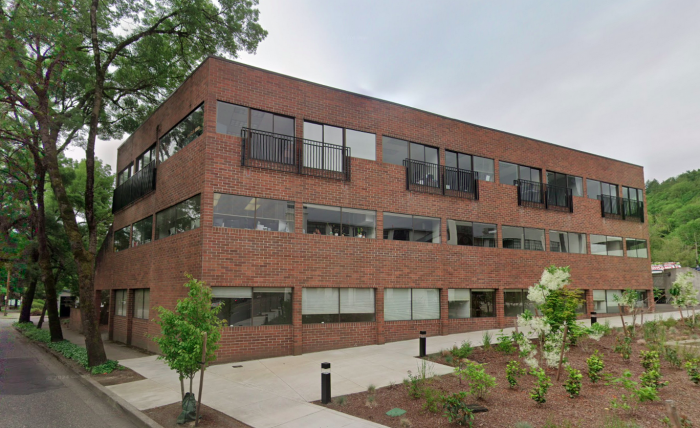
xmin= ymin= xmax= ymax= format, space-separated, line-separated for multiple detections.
xmin=516 ymin=179 xmax=573 ymax=212
xmin=601 ymin=195 xmax=644 ymax=222
xmin=241 ymin=128 xmax=351 ymax=181
xmin=403 ymin=159 xmax=479 ymax=200
xmin=112 ymin=161 xmax=157 ymax=213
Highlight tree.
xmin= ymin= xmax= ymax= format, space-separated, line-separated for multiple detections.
xmin=152 ymin=275 xmax=224 ymax=401
xmin=1 ymin=0 xmax=266 ymax=366
xmin=669 ymin=272 xmax=699 ymax=322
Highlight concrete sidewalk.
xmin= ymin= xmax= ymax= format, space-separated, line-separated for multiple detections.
xmin=107 ymin=311 xmax=682 ymax=428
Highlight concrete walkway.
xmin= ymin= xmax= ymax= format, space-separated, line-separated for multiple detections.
xmin=106 ymin=310 xmax=683 ymax=428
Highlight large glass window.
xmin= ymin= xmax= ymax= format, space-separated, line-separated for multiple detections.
xmin=212 ymin=287 xmax=292 ymax=326
xmin=447 ymin=289 xmax=495 ymax=318
xmin=134 ymin=289 xmax=150 ymax=319
xmin=593 ymin=290 xmax=607 ymax=314
xmin=117 ymin=164 xmax=132 ymax=186
xmin=445 ymin=151 xmax=495 ymax=182
xmin=135 ymin=145 xmax=156 ymax=172
xmin=471 ymin=289 xmax=496 ymax=318
xmin=587 ymin=179 xmax=619 ymax=200
xmin=159 ymin=105 xmax=204 ymax=163
xmin=382 ymin=136 xmax=438 ymax=166
xmin=593 ymin=289 xmax=632 ymax=314
xmin=216 ymin=102 xmax=250 ymax=137
xmin=384 ymin=288 xmax=439 ymax=321
xmin=626 ymin=238 xmax=648 ymax=258
xmin=591 ymin=235 xmax=623 ymax=256
xmin=304 ymin=121 xmax=376 ymax=161
xmin=622 ymin=186 xmax=644 ymax=202
xmin=473 ymin=156 xmax=495 ymax=182
xmin=499 ymin=162 xmax=541 ymax=185
xmin=384 ymin=213 xmax=440 ymax=243
xmin=547 ymin=171 xmax=583 ymax=197
xmin=303 ymin=122 xmax=343 ymax=172
xmin=446 ymin=220 xmax=497 ymax=247
xmin=549 ymin=231 xmax=587 ymax=254
xmin=502 ymin=226 xmax=545 ymax=251
xmin=302 ymin=288 xmax=375 ymax=323
xmin=213 ymin=194 xmax=294 ymax=232
xmin=114 ymin=290 xmax=127 ymax=316
xmin=114 ymin=226 xmax=131 ymax=252
xmin=251 ymin=108 xmax=294 ymax=136
xmin=131 ymin=216 xmax=153 ymax=247
xmin=155 ymin=195 xmax=201 ymax=240
xmin=303 ymin=204 xmax=375 ymax=238
xmin=504 ymin=289 xmax=536 ymax=317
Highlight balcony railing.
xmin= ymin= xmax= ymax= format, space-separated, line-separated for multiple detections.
xmin=516 ymin=179 xmax=573 ymax=212
xmin=403 ymin=159 xmax=479 ymax=200
xmin=112 ymin=161 xmax=156 ymax=213
xmin=241 ymin=128 xmax=351 ymax=181
xmin=601 ymin=195 xmax=644 ymax=222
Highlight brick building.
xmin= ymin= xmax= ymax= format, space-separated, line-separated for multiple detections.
xmin=94 ymin=56 xmax=652 ymax=361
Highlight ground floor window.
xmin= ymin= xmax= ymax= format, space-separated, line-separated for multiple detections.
xmin=134 ymin=289 xmax=150 ymax=319
xmin=593 ymin=289 xmax=623 ymax=314
xmin=503 ymin=289 xmax=536 ymax=317
xmin=115 ymin=290 xmax=127 ymax=316
xmin=301 ymin=288 xmax=375 ymax=323
xmin=447 ymin=289 xmax=496 ymax=318
xmin=212 ymin=287 xmax=292 ymax=326
xmin=385 ymin=288 xmax=440 ymax=321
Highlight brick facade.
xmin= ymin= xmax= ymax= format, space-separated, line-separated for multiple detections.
xmin=95 ymin=57 xmax=652 ymax=363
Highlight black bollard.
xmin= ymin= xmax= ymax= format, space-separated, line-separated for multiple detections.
xmin=321 ymin=362 xmax=331 ymax=404
xmin=591 ymin=311 xmax=597 ymax=325
xmin=419 ymin=331 xmax=427 ymax=357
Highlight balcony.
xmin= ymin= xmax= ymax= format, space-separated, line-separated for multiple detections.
xmin=403 ymin=159 xmax=479 ymax=200
xmin=515 ymin=179 xmax=573 ymax=212
xmin=241 ymin=128 xmax=351 ymax=181
xmin=601 ymin=195 xmax=644 ymax=222
xmin=112 ymin=161 xmax=157 ymax=213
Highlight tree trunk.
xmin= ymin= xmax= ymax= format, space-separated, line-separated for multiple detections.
xmin=180 ymin=377 xmax=185 ymax=400
xmin=19 ymin=277 xmax=38 ymax=323
xmin=37 ymin=302 xmax=47 ymax=329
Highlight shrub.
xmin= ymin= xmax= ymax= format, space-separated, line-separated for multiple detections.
xmin=364 ymin=395 xmax=377 ymax=408
xmin=529 ymin=368 xmax=552 ymax=405
xmin=586 ymin=351 xmax=605 ymax=383
xmin=422 ymin=387 xmax=443 ymax=413
xmin=640 ymin=350 xmax=667 ymax=390
xmin=367 ymin=384 xmax=376 ymax=394
xmin=403 ymin=370 xmax=423 ymax=399
xmin=506 ymin=361 xmax=526 ymax=388
xmin=613 ymin=336 xmax=632 ymax=360
xmin=564 ymin=366 xmax=582 ymax=398
xmin=454 ymin=361 xmax=496 ymax=400
xmin=663 ymin=346 xmax=682 ymax=369
xmin=333 ymin=396 xmax=348 ymax=406
xmin=606 ymin=370 xmax=659 ymax=411
xmin=451 ymin=340 xmax=474 ymax=359
xmin=495 ymin=333 xmax=516 ymax=354
xmin=685 ymin=358 xmax=700 ymax=385
xmin=442 ymin=392 xmax=474 ymax=426
xmin=482 ymin=331 xmax=493 ymax=349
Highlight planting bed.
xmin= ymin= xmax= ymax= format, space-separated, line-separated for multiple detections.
xmin=316 ymin=323 xmax=700 ymax=428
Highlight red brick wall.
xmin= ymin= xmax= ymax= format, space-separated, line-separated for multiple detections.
xmin=95 ymin=57 xmax=652 ymax=361
xmin=131 ymin=318 xmax=151 ymax=351
xmin=113 ymin=316 xmax=127 ymax=344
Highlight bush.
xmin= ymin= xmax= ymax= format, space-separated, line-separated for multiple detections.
xmin=564 ymin=365 xmax=582 ymax=398
xmin=442 ymin=392 xmax=474 ymax=426
xmin=451 ymin=340 xmax=474 ymax=359
xmin=332 ymin=396 xmax=347 ymax=406
xmin=506 ymin=361 xmax=526 ymax=388
xmin=529 ymin=368 xmax=552 ymax=405
xmin=482 ymin=331 xmax=493 ymax=349
xmin=685 ymin=358 xmax=700 ymax=385
xmin=495 ymin=333 xmax=516 ymax=354
xmin=422 ymin=387 xmax=443 ymax=413
xmin=454 ymin=361 xmax=496 ymax=400
xmin=586 ymin=351 xmax=605 ymax=383
xmin=403 ymin=370 xmax=423 ymax=399
xmin=640 ymin=350 xmax=667 ymax=390
xmin=613 ymin=336 xmax=632 ymax=360
xmin=663 ymin=346 xmax=682 ymax=369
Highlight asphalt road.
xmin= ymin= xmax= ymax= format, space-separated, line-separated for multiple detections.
xmin=0 ymin=318 xmax=139 ymax=428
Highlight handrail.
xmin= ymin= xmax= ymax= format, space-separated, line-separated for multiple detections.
xmin=516 ymin=179 xmax=573 ymax=212
xmin=112 ymin=161 xmax=157 ymax=213
xmin=403 ymin=159 xmax=479 ymax=200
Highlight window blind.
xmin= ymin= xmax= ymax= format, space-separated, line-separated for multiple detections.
xmin=412 ymin=289 xmax=440 ymax=320
xmin=448 ymin=289 xmax=470 ymax=301
xmin=384 ymin=288 xmax=411 ymax=321
xmin=212 ymin=287 xmax=252 ymax=298
xmin=302 ymin=288 xmax=339 ymax=315
xmin=340 ymin=288 xmax=375 ymax=314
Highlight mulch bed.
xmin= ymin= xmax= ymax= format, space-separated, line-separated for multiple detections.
xmin=144 ymin=402 xmax=251 ymax=428
xmin=315 ymin=327 xmax=700 ymax=428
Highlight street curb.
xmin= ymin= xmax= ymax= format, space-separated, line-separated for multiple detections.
xmin=15 ymin=328 xmax=165 ymax=428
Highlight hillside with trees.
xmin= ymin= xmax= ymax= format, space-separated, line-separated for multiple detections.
xmin=646 ymin=169 xmax=700 ymax=267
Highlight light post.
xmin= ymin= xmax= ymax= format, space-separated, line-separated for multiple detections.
xmin=321 ymin=362 xmax=331 ymax=404
xmin=590 ymin=311 xmax=597 ymax=325
xmin=419 ymin=330 xmax=427 ymax=357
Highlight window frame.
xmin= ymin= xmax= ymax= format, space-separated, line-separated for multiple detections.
xmin=383 ymin=212 xmax=441 ymax=243
xmin=135 ymin=144 xmax=156 ymax=172
xmin=302 ymin=203 xmax=376 ymax=238
xmin=626 ymin=238 xmax=648 ymax=258
xmin=213 ymin=194 xmax=295 ymax=233
xmin=381 ymin=136 xmax=439 ymax=166
xmin=502 ymin=226 xmax=545 ymax=251
xmin=216 ymin=101 xmax=296 ymax=138
xmin=590 ymin=234 xmax=624 ymax=256
xmin=113 ymin=225 xmax=131 ymax=252
xmin=446 ymin=220 xmax=497 ymax=248
xmin=131 ymin=216 xmax=153 ymax=247
xmin=155 ymin=194 xmax=201 ymax=240
xmin=445 ymin=150 xmax=495 ymax=182
xmin=212 ymin=287 xmax=293 ymax=327
xmin=549 ymin=230 xmax=587 ymax=254
xmin=117 ymin=163 xmax=133 ymax=187
xmin=498 ymin=161 xmax=541 ymax=185
xmin=301 ymin=287 xmax=376 ymax=324
xmin=384 ymin=288 xmax=440 ymax=321
xmin=622 ymin=186 xmax=644 ymax=202
xmin=303 ymin=120 xmax=377 ymax=162
xmin=158 ymin=104 xmax=205 ymax=164
xmin=546 ymin=171 xmax=583 ymax=197
xmin=114 ymin=290 xmax=127 ymax=317
xmin=133 ymin=289 xmax=150 ymax=320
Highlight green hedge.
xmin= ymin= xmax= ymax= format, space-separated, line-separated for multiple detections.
xmin=14 ymin=322 xmax=119 ymax=374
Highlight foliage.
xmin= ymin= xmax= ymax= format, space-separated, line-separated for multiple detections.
xmin=506 ymin=361 xmax=526 ymax=388
xmin=587 ymin=321 xmax=612 ymax=341
xmin=613 ymin=336 xmax=632 ymax=360
xmin=640 ymin=350 xmax=667 ymax=390
xmin=403 ymin=371 xmax=424 ymax=399
xmin=529 ymin=368 xmax=552 ymax=405
xmin=422 ymin=387 xmax=443 ymax=413
xmin=152 ymin=275 xmax=225 ymax=393
xmin=454 ymin=361 xmax=496 ymax=400
xmin=332 ymin=396 xmax=347 ymax=406
xmin=442 ymin=392 xmax=474 ymax=426
xmin=367 ymin=384 xmax=376 ymax=394
xmin=664 ymin=346 xmax=682 ymax=369
xmin=686 ymin=358 xmax=700 ymax=384
xmin=669 ymin=273 xmax=700 ymax=316
xmin=495 ymin=333 xmax=516 ymax=354
xmin=586 ymin=351 xmax=605 ymax=383
xmin=662 ymin=415 xmax=693 ymax=428
xmin=605 ymin=370 xmax=659 ymax=411
xmin=482 ymin=331 xmax=492 ymax=349
xmin=451 ymin=340 xmax=474 ymax=359
xmin=602 ymin=415 xmax=642 ymax=428
xmin=564 ymin=365 xmax=582 ymax=398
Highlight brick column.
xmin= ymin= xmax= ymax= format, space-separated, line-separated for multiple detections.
xmin=292 ymin=285 xmax=303 ymax=355
xmin=126 ymin=289 xmax=135 ymax=345
xmin=108 ymin=289 xmax=116 ymax=341
xmin=376 ymin=287 xmax=385 ymax=344
xmin=440 ymin=287 xmax=449 ymax=335
xmin=496 ymin=288 xmax=505 ymax=328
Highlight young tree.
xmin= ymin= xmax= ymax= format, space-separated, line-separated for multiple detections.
xmin=152 ymin=275 xmax=224 ymax=400
xmin=669 ymin=272 xmax=699 ymax=322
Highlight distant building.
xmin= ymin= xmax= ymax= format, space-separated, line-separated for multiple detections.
xmin=653 ymin=267 xmax=700 ymax=303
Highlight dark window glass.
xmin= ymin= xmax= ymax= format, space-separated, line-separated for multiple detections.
xmin=213 ymin=288 xmax=293 ymax=326
xmin=591 ymin=234 xmax=607 ymax=255
xmin=504 ymin=290 xmax=524 ymax=317
xmin=302 ymin=122 xmax=343 ymax=172
xmin=502 ymin=226 xmax=523 ymax=249
xmin=471 ymin=290 xmax=495 ymax=318
xmin=623 ymin=186 xmax=643 ymax=202
xmin=304 ymin=204 xmax=341 ymax=236
xmin=550 ymin=230 xmax=586 ymax=254
xmin=134 ymin=289 xmax=150 ymax=319
xmin=115 ymin=290 xmax=127 ymax=316
xmin=155 ymin=195 xmax=201 ymax=240
xmin=499 ymin=161 xmax=518 ymax=185
xmin=216 ymin=102 xmax=249 ymax=137
xmin=213 ymin=288 xmax=253 ymax=326
xmin=447 ymin=220 xmax=497 ymax=248
xmin=345 ymin=129 xmax=376 ymax=161
xmin=135 ymin=145 xmax=156 ymax=172
xmin=524 ymin=228 xmax=545 ymax=251
xmin=342 ymin=208 xmax=376 ymax=238
xmin=587 ymin=179 xmax=601 ymax=200
xmin=117 ymin=164 xmax=132 ymax=186
xmin=382 ymin=136 xmax=409 ymax=166
xmin=114 ymin=226 xmax=130 ymax=252
xmin=412 ymin=216 xmax=441 ymax=243
xmin=568 ymin=175 xmax=583 ymax=197
xmin=132 ymin=216 xmax=153 ymax=247
xmin=383 ymin=213 xmax=413 ymax=241
xmin=213 ymin=194 xmax=294 ymax=232
xmin=473 ymin=223 xmax=497 ymax=247
xmin=626 ymin=238 xmax=648 ymax=258
xmin=159 ymin=105 xmax=204 ymax=163
xmin=445 ymin=151 xmax=458 ymax=168
xmin=591 ymin=235 xmax=623 ymax=256
xmin=448 ymin=289 xmax=471 ymax=319
xmin=473 ymin=156 xmax=495 ymax=182
xmin=607 ymin=236 xmax=623 ymax=256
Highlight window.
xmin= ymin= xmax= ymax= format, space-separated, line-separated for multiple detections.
xmin=304 ymin=121 xmax=376 ymax=161
xmin=622 ymin=186 xmax=644 ymax=202
xmin=114 ymin=226 xmax=131 ymax=252
xmin=593 ymin=289 xmax=625 ymax=314
xmin=626 ymin=238 xmax=648 ymax=258
xmin=587 ymin=179 xmax=618 ymax=200
xmin=504 ymin=289 xmax=536 ymax=317
xmin=382 ymin=136 xmax=438 ymax=166
xmin=446 ymin=220 xmax=497 ymax=247
xmin=135 ymin=145 xmax=156 ymax=172
xmin=131 ymin=216 xmax=153 ymax=247
xmin=117 ymin=164 xmax=132 ymax=186
xmin=593 ymin=290 xmax=607 ymax=314
xmin=303 ymin=122 xmax=343 ymax=171
xmin=383 ymin=213 xmax=440 ymax=243
xmin=547 ymin=171 xmax=583 ymax=197
xmin=384 ymin=288 xmax=439 ymax=321
xmin=302 ymin=204 xmax=375 ymax=238
xmin=115 ymin=290 xmax=127 ymax=316
xmin=549 ymin=231 xmax=587 ymax=254
xmin=445 ymin=151 xmax=494 ymax=182
xmin=159 ymin=105 xmax=204 ymax=163
xmin=502 ymin=226 xmax=545 ymax=251
xmin=448 ymin=289 xmax=495 ymax=318
xmin=155 ymin=195 xmax=201 ymax=240
xmin=216 ymin=101 xmax=295 ymax=138
xmin=636 ymin=290 xmax=649 ymax=308
xmin=212 ymin=287 xmax=292 ymax=326
xmin=591 ymin=235 xmax=623 ymax=256
xmin=134 ymin=289 xmax=150 ymax=319
xmin=302 ymin=288 xmax=375 ymax=323
xmin=213 ymin=194 xmax=294 ymax=232
xmin=499 ymin=162 xmax=541 ymax=185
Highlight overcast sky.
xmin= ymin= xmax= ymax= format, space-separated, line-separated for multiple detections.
xmin=72 ymin=0 xmax=700 ymax=183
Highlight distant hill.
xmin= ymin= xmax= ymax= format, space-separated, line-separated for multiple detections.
xmin=646 ymin=169 xmax=700 ymax=267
